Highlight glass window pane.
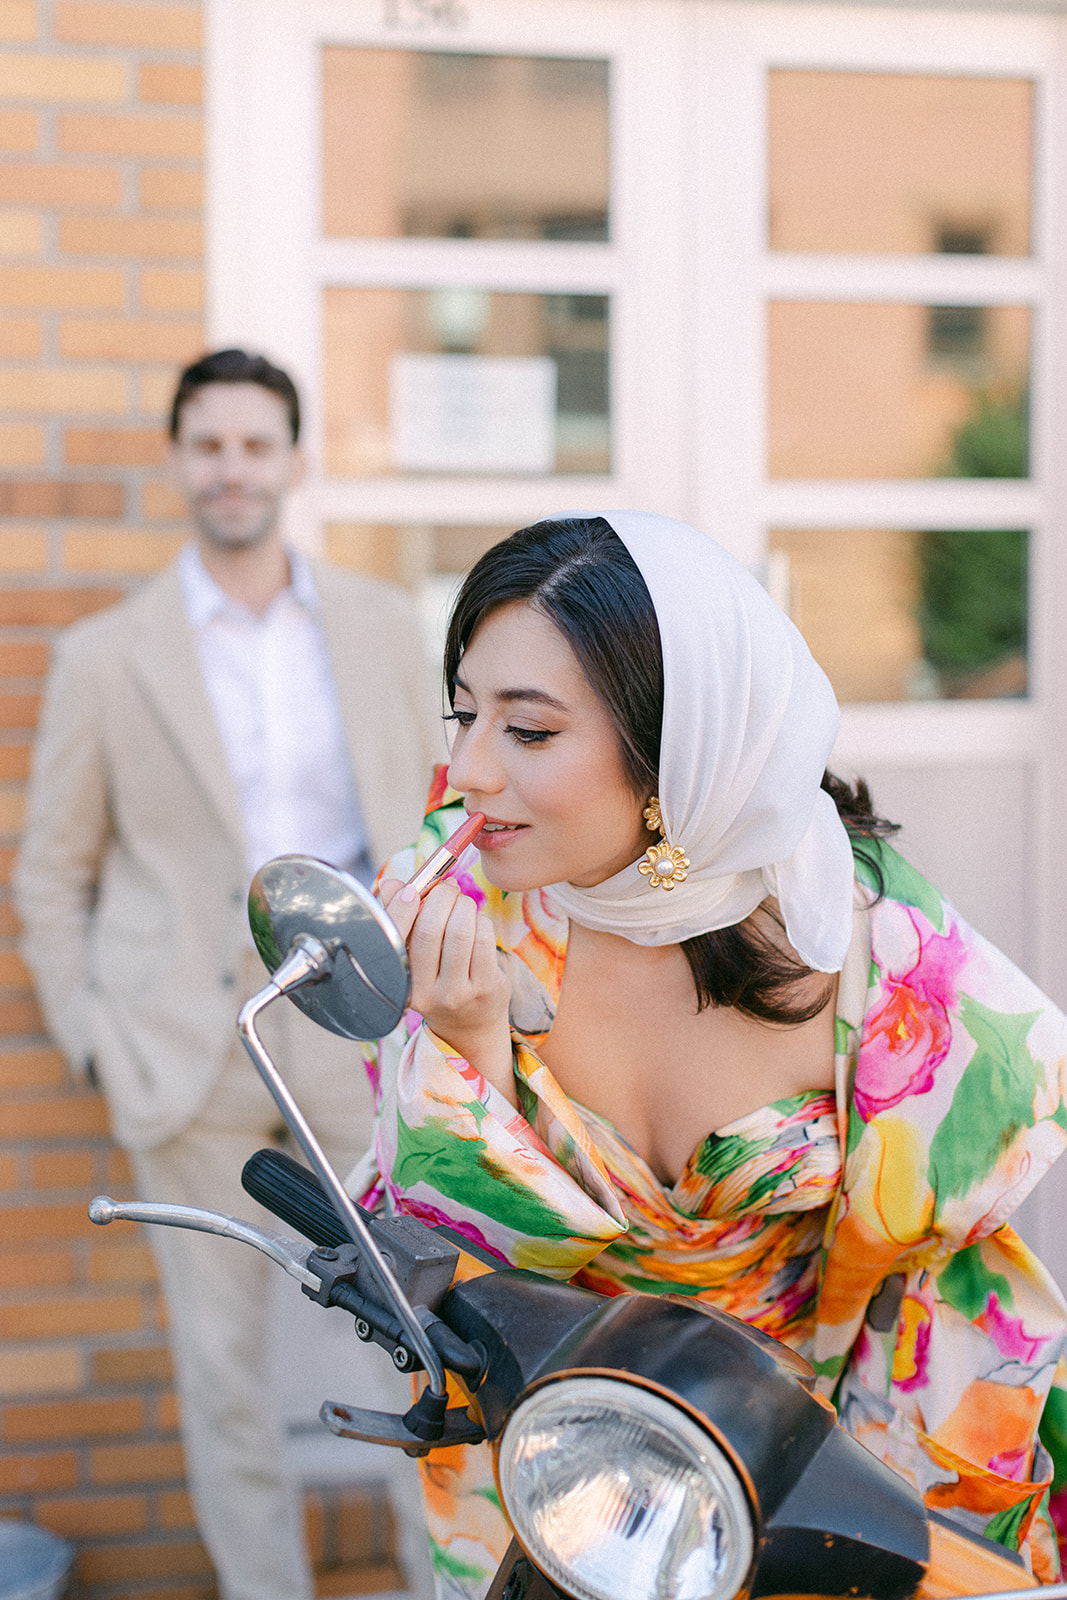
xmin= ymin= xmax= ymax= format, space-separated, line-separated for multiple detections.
xmin=768 ymin=528 xmax=1028 ymax=701
xmin=322 ymin=48 xmax=610 ymax=240
xmin=768 ymin=71 xmax=1032 ymax=255
xmin=323 ymin=287 xmax=610 ymax=477
xmin=767 ymin=302 xmax=1029 ymax=479
xmin=324 ymin=522 xmax=515 ymax=662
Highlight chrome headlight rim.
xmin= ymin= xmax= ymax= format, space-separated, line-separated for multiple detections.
xmin=495 ymin=1371 xmax=757 ymax=1600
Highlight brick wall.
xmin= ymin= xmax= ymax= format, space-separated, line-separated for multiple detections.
xmin=0 ymin=5 xmax=396 ymax=1596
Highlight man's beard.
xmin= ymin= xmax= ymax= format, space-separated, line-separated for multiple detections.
xmin=192 ymin=493 xmax=280 ymax=551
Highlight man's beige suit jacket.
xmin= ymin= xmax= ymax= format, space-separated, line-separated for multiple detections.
xmin=15 ymin=557 xmax=441 ymax=1150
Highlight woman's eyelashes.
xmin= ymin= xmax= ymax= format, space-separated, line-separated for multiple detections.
xmin=443 ymin=709 xmax=560 ymax=746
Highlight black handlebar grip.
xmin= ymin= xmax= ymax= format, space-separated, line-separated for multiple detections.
xmin=241 ymin=1147 xmax=369 ymax=1249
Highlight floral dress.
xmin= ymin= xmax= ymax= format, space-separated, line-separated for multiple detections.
xmin=358 ymin=772 xmax=1067 ymax=1599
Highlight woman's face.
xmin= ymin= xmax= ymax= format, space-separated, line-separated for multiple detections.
xmin=446 ymin=600 xmax=649 ymax=893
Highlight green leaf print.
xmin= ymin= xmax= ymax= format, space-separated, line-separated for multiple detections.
xmin=982 ymin=1494 xmax=1032 ymax=1552
xmin=856 ymin=839 xmax=947 ymax=933
xmin=928 ymin=999 xmax=1040 ymax=1205
xmin=937 ymin=1243 xmax=1015 ymax=1320
xmin=1039 ymin=1385 xmax=1067 ymax=1493
xmin=392 ymin=1109 xmax=579 ymax=1239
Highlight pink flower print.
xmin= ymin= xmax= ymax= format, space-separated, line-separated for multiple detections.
xmin=977 ymin=1293 xmax=1049 ymax=1364
xmin=855 ymin=909 xmax=969 ymax=1119
xmin=453 ymin=867 xmax=486 ymax=909
xmin=989 ymin=1446 xmax=1030 ymax=1481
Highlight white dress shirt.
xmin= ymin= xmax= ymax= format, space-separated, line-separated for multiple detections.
xmin=179 ymin=543 xmax=369 ymax=887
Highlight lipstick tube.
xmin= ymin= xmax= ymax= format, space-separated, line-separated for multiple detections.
xmin=402 ymin=811 xmax=486 ymax=899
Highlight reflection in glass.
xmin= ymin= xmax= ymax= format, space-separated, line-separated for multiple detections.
xmin=323 ymin=288 xmax=610 ymax=477
xmin=767 ymin=302 xmax=1029 ymax=479
xmin=768 ymin=71 xmax=1032 ymax=255
xmin=322 ymin=48 xmax=609 ymax=240
xmin=768 ymin=529 xmax=1028 ymax=702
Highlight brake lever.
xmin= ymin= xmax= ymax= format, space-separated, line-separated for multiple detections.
xmin=88 ymin=1195 xmax=321 ymax=1290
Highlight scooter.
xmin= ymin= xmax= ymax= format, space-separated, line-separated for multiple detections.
xmin=89 ymin=855 xmax=1067 ymax=1600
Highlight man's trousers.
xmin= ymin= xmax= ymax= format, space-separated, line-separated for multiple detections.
xmin=130 ymin=949 xmax=395 ymax=1600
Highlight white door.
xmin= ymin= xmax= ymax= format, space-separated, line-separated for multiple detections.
xmin=207 ymin=0 xmax=1067 ymax=1281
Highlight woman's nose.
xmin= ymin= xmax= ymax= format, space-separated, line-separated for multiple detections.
xmin=446 ymin=722 xmax=505 ymax=797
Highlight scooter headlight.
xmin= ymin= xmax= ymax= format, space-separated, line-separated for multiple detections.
xmin=496 ymin=1377 xmax=754 ymax=1600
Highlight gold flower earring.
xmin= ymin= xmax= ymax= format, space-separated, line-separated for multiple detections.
xmin=637 ymin=794 xmax=690 ymax=891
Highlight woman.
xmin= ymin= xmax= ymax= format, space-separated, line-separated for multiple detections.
xmin=358 ymin=511 xmax=1067 ymax=1598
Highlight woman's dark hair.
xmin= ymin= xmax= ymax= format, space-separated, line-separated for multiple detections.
xmin=445 ymin=516 xmax=898 ymax=1025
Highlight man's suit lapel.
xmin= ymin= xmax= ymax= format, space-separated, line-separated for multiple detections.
xmin=124 ymin=563 xmax=246 ymax=850
xmin=314 ymin=562 xmax=395 ymax=864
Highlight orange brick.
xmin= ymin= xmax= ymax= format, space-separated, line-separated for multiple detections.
xmin=0 ymin=480 xmax=122 ymax=516
xmin=0 ymin=995 xmax=41 ymax=1031
xmin=0 ymin=1344 xmax=83 ymax=1397
xmin=0 ymin=792 xmax=25 ymax=832
xmin=0 ymin=1247 xmax=75 ymax=1288
xmin=93 ymin=1343 xmax=172 ymax=1386
xmin=0 ymin=1046 xmax=64 ymax=1088
xmin=4 ymin=1394 xmax=144 ymax=1442
xmin=0 ymin=1097 xmax=110 ymax=1140
xmin=0 ymin=312 xmax=40 ymax=354
xmin=90 ymin=1439 xmax=187 ymax=1487
xmin=0 ymin=947 xmax=29 ymax=982
xmin=0 ymin=1202 xmax=96 ymax=1246
xmin=0 ymin=688 xmax=33 ymax=726
xmin=0 ymin=106 xmax=36 ymax=151
xmin=0 ymin=208 xmax=42 ymax=257
xmin=156 ymin=1392 xmax=179 ymax=1433
xmin=36 ymin=1493 xmax=148 ymax=1539
xmin=140 ymin=63 xmax=202 ymax=105
xmin=59 ymin=112 xmax=201 ymax=160
xmin=139 ymin=267 xmax=202 ymax=312
xmin=61 ymin=315 xmax=203 ymax=362
xmin=142 ymin=479 xmax=186 ymax=521
xmin=0 ymin=1450 xmax=78 ymax=1492
xmin=0 ymin=3 xmax=36 ymax=43
xmin=140 ymin=364 xmax=183 ymax=415
xmin=1 ymin=1291 xmax=143 ymax=1340
xmin=60 ymin=215 xmax=202 ymax=260
xmin=158 ymin=1488 xmax=196 ymax=1530
xmin=77 ymin=1539 xmax=213 ymax=1584
xmin=0 ymin=160 xmax=122 ymax=206
xmin=88 ymin=1241 xmax=157 ymax=1285
xmin=0 ymin=744 xmax=31 ymax=780
xmin=0 ymin=54 xmax=127 ymax=103
xmin=0 ymin=587 xmax=120 ymax=625
xmin=55 ymin=2 xmax=202 ymax=50
xmin=65 ymin=426 xmax=165 ymax=466
xmin=106 ymin=1146 xmax=133 ymax=1186
xmin=0 ymin=529 xmax=48 ymax=572
xmin=31 ymin=1148 xmax=95 ymax=1188
xmin=0 ymin=421 xmax=45 ymax=464
xmin=0 ymin=263 xmax=124 ymax=308
xmin=0 ymin=1150 xmax=16 ymax=1186
xmin=63 ymin=528 xmax=184 ymax=572
xmin=139 ymin=167 xmax=201 ymax=210
xmin=0 ymin=639 xmax=47 ymax=673
xmin=0 ymin=366 xmax=127 ymax=412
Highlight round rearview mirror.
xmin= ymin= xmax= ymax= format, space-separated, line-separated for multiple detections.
xmin=248 ymin=856 xmax=410 ymax=1040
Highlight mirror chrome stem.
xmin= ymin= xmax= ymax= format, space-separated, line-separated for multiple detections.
xmin=237 ymin=935 xmax=448 ymax=1399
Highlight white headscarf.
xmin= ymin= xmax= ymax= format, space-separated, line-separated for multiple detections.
xmin=546 ymin=511 xmax=856 ymax=973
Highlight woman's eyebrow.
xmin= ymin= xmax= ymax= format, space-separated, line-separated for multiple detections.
xmin=453 ymin=674 xmax=568 ymax=713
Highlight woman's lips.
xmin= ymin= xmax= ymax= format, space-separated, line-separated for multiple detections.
xmin=476 ymin=820 xmax=525 ymax=851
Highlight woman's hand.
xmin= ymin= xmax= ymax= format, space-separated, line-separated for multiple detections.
xmin=380 ymin=877 xmax=516 ymax=1107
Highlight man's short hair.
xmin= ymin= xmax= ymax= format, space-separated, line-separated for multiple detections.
xmin=169 ymin=348 xmax=301 ymax=442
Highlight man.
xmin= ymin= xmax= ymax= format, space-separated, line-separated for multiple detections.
xmin=15 ymin=349 xmax=441 ymax=1600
